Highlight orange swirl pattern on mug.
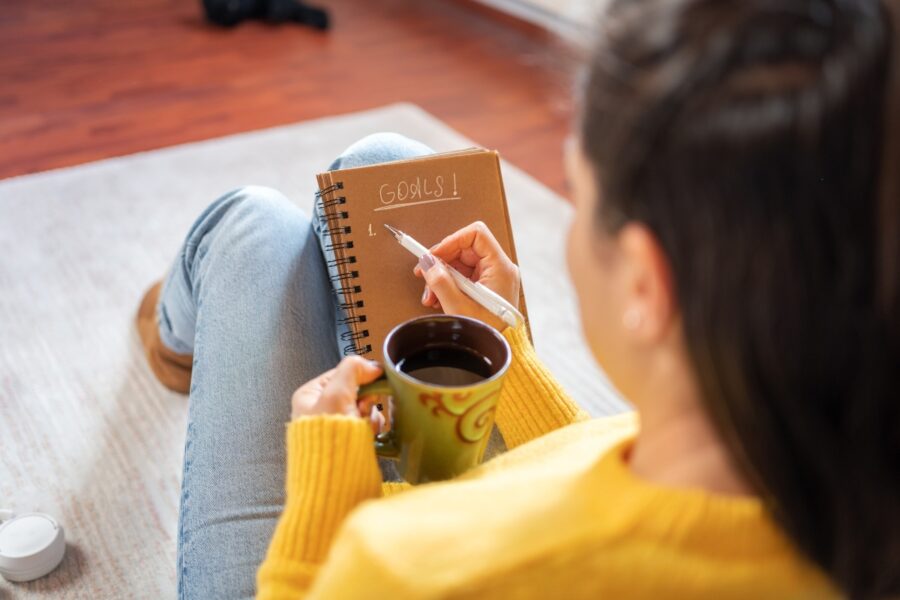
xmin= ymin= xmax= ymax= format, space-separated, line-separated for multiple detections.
xmin=419 ymin=389 xmax=500 ymax=443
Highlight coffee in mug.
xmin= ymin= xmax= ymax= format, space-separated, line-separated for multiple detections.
xmin=359 ymin=315 xmax=511 ymax=484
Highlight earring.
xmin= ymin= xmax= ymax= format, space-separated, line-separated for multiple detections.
xmin=622 ymin=308 xmax=643 ymax=330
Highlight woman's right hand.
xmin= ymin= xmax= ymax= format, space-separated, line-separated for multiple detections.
xmin=413 ymin=221 xmax=521 ymax=331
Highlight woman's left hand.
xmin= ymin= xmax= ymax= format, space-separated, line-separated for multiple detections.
xmin=291 ymin=356 xmax=384 ymax=427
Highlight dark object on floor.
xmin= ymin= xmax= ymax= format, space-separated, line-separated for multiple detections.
xmin=202 ymin=0 xmax=330 ymax=30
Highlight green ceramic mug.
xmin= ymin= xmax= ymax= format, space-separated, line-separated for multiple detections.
xmin=359 ymin=315 xmax=511 ymax=484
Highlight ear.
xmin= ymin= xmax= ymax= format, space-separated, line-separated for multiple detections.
xmin=617 ymin=223 xmax=676 ymax=341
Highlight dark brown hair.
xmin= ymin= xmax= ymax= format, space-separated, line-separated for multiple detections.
xmin=580 ymin=0 xmax=899 ymax=597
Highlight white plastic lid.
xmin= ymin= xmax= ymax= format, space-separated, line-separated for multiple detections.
xmin=0 ymin=513 xmax=66 ymax=582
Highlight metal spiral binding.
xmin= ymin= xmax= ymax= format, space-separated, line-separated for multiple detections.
xmin=340 ymin=329 xmax=370 ymax=342
xmin=325 ymin=239 xmax=354 ymax=251
xmin=334 ymin=285 xmax=362 ymax=296
xmin=317 ymin=179 xmax=371 ymax=356
xmin=338 ymin=314 xmax=367 ymax=325
xmin=338 ymin=299 xmax=364 ymax=310
xmin=332 ymin=270 xmax=360 ymax=282
xmin=320 ymin=225 xmax=352 ymax=237
xmin=327 ymin=255 xmax=357 ymax=268
xmin=343 ymin=342 xmax=373 ymax=355
xmin=341 ymin=329 xmax=372 ymax=355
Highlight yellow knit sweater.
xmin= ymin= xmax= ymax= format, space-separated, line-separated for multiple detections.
xmin=257 ymin=324 xmax=835 ymax=598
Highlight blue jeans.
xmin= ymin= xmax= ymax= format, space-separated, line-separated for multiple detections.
xmin=160 ymin=133 xmax=456 ymax=599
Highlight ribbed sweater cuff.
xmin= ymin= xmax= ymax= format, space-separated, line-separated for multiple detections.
xmin=270 ymin=415 xmax=383 ymax=564
xmin=495 ymin=323 xmax=588 ymax=448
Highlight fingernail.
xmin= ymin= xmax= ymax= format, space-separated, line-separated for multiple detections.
xmin=422 ymin=286 xmax=429 ymax=303
xmin=418 ymin=253 xmax=435 ymax=272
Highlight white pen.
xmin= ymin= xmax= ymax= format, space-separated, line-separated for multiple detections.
xmin=384 ymin=224 xmax=524 ymax=329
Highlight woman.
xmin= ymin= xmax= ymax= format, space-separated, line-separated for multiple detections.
xmin=137 ymin=0 xmax=899 ymax=597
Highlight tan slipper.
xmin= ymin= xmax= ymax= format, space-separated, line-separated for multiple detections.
xmin=136 ymin=281 xmax=193 ymax=394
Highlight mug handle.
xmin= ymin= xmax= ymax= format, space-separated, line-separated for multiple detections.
xmin=358 ymin=377 xmax=401 ymax=458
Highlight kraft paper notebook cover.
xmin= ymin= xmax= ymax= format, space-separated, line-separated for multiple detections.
xmin=315 ymin=148 xmax=529 ymax=362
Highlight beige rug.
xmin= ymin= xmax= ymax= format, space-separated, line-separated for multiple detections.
xmin=0 ymin=103 xmax=628 ymax=598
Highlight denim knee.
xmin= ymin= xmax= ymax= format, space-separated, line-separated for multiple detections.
xmin=191 ymin=186 xmax=312 ymax=279
xmin=329 ymin=132 xmax=434 ymax=171
xmin=230 ymin=186 xmax=310 ymax=236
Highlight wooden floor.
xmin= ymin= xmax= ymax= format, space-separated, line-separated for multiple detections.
xmin=0 ymin=0 xmax=576 ymax=195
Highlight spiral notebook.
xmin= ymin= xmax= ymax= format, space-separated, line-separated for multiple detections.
xmin=315 ymin=148 xmax=528 ymax=362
